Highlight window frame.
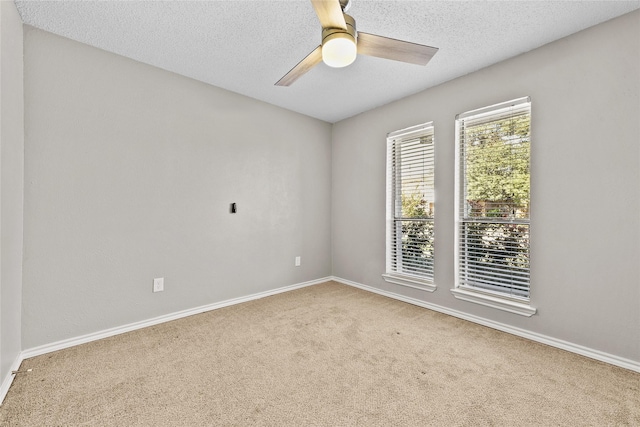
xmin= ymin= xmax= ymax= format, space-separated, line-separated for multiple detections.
xmin=452 ymin=97 xmax=536 ymax=316
xmin=383 ymin=122 xmax=436 ymax=292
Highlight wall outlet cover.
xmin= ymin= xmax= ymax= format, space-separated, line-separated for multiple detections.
xmin=153 ymin=277 xmax=164 ymax=292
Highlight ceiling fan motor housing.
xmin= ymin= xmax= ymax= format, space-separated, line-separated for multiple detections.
xmin=321 ymin=14 xmax=357 ymax=47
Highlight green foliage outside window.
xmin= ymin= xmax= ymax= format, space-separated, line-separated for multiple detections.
xmin=465 ymin=114 xmax=530 ymax=219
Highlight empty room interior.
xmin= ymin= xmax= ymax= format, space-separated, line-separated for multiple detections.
xmin=1 ymin=0 xmax=639 ymax=425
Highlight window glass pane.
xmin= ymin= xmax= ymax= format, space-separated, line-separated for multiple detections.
xmin=398 ymin=136 xmax=434 ymax=219
xmin=459 ymin=222 xmax=530 ymax=297
xmin=391 ymin=219 xmax=434 ymax=279
xmin=463 ymin=112 xmax=530 ymax=220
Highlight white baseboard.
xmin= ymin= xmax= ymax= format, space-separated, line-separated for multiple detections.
xmin=331 ymin=276 xmax=640 ymax=373
xmin=21 ymin=277 xmax=331 ymax=360
xmin=0 ymin=352 xmax=24 ymax=405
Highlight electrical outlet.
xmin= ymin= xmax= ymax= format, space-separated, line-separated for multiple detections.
xmin=153 ymin=277 xmax=164 ymax=293
xmin=295 ymin=256 xmax=301 ymax=267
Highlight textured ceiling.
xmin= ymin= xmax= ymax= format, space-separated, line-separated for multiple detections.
xmin=14 ymin=1 xmax=640 ymax=123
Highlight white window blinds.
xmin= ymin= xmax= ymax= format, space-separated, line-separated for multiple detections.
xmin=386 ymin=123 xmax=435 ymax=282
xmin=456 ymin=98 xmax=531 ymax=299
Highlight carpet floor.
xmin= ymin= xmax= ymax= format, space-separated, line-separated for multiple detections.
xmin=1 ymin=281 xmax=638 ymax=426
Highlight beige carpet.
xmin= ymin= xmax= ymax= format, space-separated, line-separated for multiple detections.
xmin=1 ymin=281 xmax=638 ymax=426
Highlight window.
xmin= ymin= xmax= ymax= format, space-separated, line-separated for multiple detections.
xmin=453 ymin=98 xmax=536 ymax=316
xmin=383 ymin=123 xmax=436 ymax=292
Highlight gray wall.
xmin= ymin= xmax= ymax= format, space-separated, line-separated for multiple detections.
xmin=0 ymin=1 xmax=24 ymax=382
xmin=22 ymin=27 xmax=332 ymax=349
xmin=332 ymin=11 xmax=640 ymax=362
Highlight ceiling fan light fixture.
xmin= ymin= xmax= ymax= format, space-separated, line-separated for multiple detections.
xmin=321 ymin=14 xmax=357 ymax=68
xmin=322 ymin=32 xmax=357 ymax=68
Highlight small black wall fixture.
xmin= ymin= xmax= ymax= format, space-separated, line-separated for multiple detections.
xmin=230 ymin=203 xmax=237 ymax=214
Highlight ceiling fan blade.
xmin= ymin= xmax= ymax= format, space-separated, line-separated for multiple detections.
xmin=311 ymin=0 xmax=347 ymax=30
xmin=275 ymin=46 xmax=323 ymax=87
xmin=357 ymin=32 xmax=438 ymax=66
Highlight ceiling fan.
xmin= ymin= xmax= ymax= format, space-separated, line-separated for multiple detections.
xmin=275 ymin=0 xmax=438 ymax=86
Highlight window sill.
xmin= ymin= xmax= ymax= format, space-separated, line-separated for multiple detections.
xmin=382 ymin=274 xmax=436 ymax=292
xmin=450 ymin=287 xmax=536 ymax=317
